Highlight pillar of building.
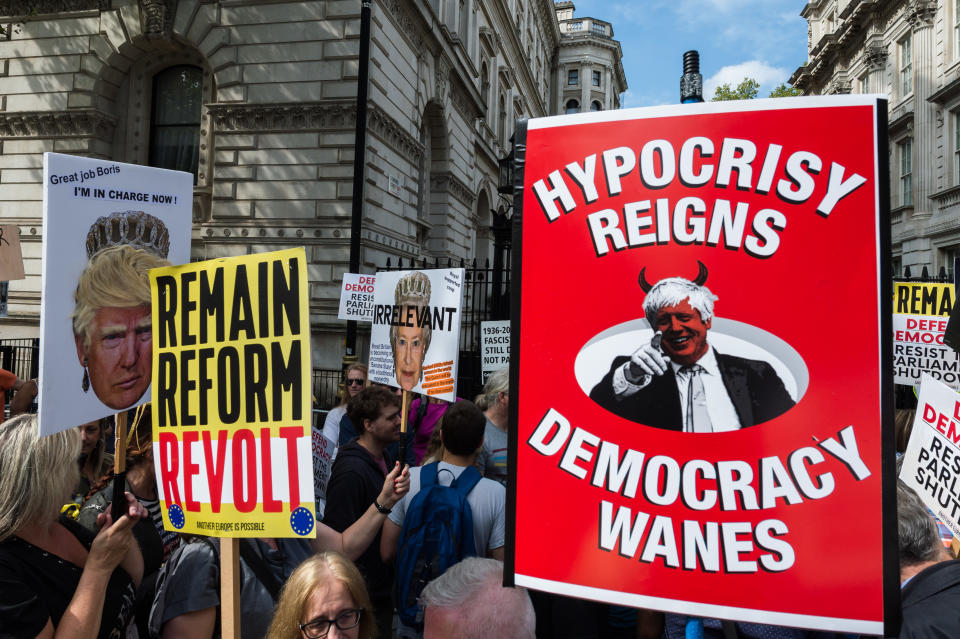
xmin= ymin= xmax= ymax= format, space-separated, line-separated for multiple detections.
xmin=911 ymin=8 xmax=936 ymax=220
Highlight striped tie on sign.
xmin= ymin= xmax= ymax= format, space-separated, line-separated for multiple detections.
xmin=422 ymin=360 xmax=455 ymax=396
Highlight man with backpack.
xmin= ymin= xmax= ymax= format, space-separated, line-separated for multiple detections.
xmin=381 ymin=400 xmax=506 ymax=637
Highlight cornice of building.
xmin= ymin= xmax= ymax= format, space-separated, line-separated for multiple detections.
xmin=0 ymin=0 xmax=108 ymax=18
xmin=0 ymin=109 xmax=116 ymax=139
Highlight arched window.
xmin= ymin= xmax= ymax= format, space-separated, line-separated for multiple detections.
xmin=149 ymin=65 xmax=202 ymax=179
xmin=591 ymin=100 xmax=602 ymax=112
xmin=565 ymin=99 xmax=580 ymax=114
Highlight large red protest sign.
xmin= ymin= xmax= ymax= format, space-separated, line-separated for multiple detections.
xmin=507 ymin=96 xmax=896 ymax=635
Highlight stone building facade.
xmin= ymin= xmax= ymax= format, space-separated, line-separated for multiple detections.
xmin=0 ymin=0 xmax=625 ymax=367
xmin=792 ymin=0 xmax=960 ymax=277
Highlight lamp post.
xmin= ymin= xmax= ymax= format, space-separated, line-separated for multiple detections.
xmin=345 ymin=0 xmax=373 ymax=364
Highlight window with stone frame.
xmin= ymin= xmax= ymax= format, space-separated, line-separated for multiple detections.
xmin=898 ymin=138 xmax=913 ymax=207
xmin=590 ymin=100 xmax=602 ymax=111
xmin=955 ymin=0 xmax=960 ymax=61
xmin=858 ymin=72 xmax=869 ymax=94
xmin=892 ymin=256 xmax=902 ymax=278
xmin=954 ymin=110 xmax=960 ymax=185
xmin=900 ymin=34 xmax=912 ymax=97
xmin=592 ymin=70 xmax=601 ymax=87
xmin=568 ymin=69 xmax=578 ymax=85
xmin=149 ymin=65 xmax=202 ymax=181
xmin=941 ymin=246 xmax=959 ymax=280
xmin=565 ymin=99 xmax=580 ymax=114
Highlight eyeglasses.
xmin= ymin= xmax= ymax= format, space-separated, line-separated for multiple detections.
xmin=345 ymin=378 xmax=365 ymax=386
xmin=299 ymin=608 xmax=363 ymax=638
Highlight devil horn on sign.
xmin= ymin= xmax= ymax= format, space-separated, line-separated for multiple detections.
xmin=693 ymin=260 xmax=708 ymax=286
xmin=638 ymin=268 xmax=652 ymax=293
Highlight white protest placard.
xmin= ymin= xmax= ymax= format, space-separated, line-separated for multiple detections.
xmin=337 ymin=273 xmax=376 ymax=322
xmin=481 ymin=320 xmax=510 ymax=383
xmin=900 ymin=373 xmax=960 ymax=538
xmin=38 ymin=153 xmax=192 ymax=437
xmin=312 ymin=426 xmax=337 ymax=518
xmin=368 ymin=268 xmax=464 ymax=401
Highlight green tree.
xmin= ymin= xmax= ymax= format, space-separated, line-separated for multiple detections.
xmin=711 ymin=77 xmax=803 ymax=100
xmin=711 ymin=78 xmax=760 ymax=101
xmin=769 ymin=82 xmax=803 ymax=97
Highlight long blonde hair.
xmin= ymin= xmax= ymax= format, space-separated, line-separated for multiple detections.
xmin=0 ymin=414 xmax=80 ymax=540
xmin=266 ymin=552 xmax=376 ymax=639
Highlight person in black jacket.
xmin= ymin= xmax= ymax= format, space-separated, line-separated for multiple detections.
xmin=324 ymin=385 xmax=402 ymax=639
xmin=897 ymin=479 xmax=959 ymax=638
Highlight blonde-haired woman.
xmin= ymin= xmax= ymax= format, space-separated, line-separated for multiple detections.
xmin=266 ymin=552 xmax=375 ymax=639
xmin=0 ymin=413 xmax=147 ymax=637
xmin=322 ymin=363 xmax=369 ymax=455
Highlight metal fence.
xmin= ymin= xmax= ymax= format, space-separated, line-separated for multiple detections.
xmin=380 ymin=256 xmax=511 ymax=402
xmin=312 ymin=368 xmax=343 ymax=412
xmin=0 ymin=338 xmax=38 ymax=382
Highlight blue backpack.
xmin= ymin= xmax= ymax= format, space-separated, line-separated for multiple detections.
xmin=393 ymin=462 xmax=482 ymax=629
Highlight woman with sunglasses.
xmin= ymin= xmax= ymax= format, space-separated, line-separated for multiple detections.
xmin=322 ymin=364 xmax=368 ymax=456
xmin=266 ymin=551 xmax=374 ymax=639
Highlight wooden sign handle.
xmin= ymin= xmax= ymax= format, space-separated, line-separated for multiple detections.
xmin=110 ymin=411 xmax=127 ymax=522
xmin=398 ymin=389 xmax=410 ymax=466
xmin=220 ymin=538 xmax=241 ymax=639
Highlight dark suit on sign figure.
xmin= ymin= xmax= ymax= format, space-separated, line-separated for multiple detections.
xmin=589 ymin=265 xmax=794 ymax=432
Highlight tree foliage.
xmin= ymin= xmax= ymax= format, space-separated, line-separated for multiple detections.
xmin=711 ymin=78 xmax=760 ymax=101
xmin=769 ymin=82 xmax=803 ymax=97
xmin=711 ymin=77 xmax=803 ymax=101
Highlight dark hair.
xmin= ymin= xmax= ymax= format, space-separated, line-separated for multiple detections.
xmin=440 ymin=401 xmax=485 ymax=456
xmin=897 ymin=480 xmax=944 ymax=567
xmin=347 ymin=386 xmax=399 ymax=435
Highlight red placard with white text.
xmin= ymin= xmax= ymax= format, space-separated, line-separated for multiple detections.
xmin=507 ymin=96 xmax=897 ymax=635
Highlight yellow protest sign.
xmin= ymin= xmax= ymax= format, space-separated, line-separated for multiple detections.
xmin=893 ymin=282 xmax=960 ymax=388
xmin=149 ymin=248 xmax=315 ymax=537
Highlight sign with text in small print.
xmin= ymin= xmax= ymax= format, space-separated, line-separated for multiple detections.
xmin=509 ymin=96 xmax=896 ymax=636
xmin=337 ymin=273 xmax=376 ymax=322
xmin=38 ymin=153 xmax=192 ymax=437
xmin=150 ymin=248 xmax=315 ymax=538
xmin=368 ymin=268 xmax=464 ymax=401
xmin=312 ymin=427 xmax=336 ymax=519
xmin=481 ymin=320 xmax=510 ymax=383
xmin=0 ymin=225 xmax=25 ymax=281
xmin=900 ymin=374 xmax=960 ymax=539
xmin=893 ymin=281 xmax=959 ymax=389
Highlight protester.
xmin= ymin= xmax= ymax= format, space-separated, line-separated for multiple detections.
xmin=897 ymin=479 xmax=960 ymax=637
xmin=325 ymin=385 xmax=403 ymax=638
xmin=382 ymin=401 xmax=506 ymax=638
xmin=79 ymin=407 xmax=177 ymax=563
xmin=0 ymin=367 xmax=23 ymax=419
xmin=0 ymin=413 xmax=147 ymax=637
xmin=77 ymin=407 xmax=171 ymax=637
xmin=74 ymin=417 xmax=114 ymax=503
xmin=150 ymin=462 xmax=408 ymax=639
xmin=323 ymin=363 xmax=369 ymax=456
xmin=420 ymin=557 xmax=535 ymax=639
xmin=408 ymin=393 xmax=454 ymax=465
xmin=266 ymin=551 xmax=376 ymax=639
xmin=476 ymin=368 xmax=509 ymax=485
xmin=9 ymin=377 xmax=38 ymax=417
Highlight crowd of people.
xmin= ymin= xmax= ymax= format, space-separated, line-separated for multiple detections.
xmin=1 ymin=360 xmax=958 ymax=639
